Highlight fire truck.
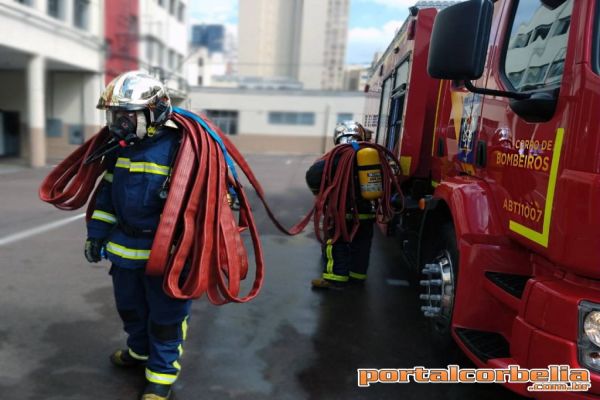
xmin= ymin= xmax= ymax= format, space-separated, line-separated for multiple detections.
xmin=366 ymin=0 xmax=600 ymax=397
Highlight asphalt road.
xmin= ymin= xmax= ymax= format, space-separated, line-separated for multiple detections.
xmin=0 ymin=154 xmax=525 ymax=400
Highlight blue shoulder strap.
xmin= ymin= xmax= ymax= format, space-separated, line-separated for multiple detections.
xmin=172 ymin=107 xmax=239 ymax=182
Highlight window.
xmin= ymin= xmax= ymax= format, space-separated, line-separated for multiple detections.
xmin=554 ymin=17 xmax=570 ymax=36
xmin=69 ymin=124 xmax=84 ymax=145
xmin=47 ymin=0 xmax=61 ymax=19
xmin=522 ymin=64 xmax=549 ymax=86
xmin=507 ymin=70 xmax=525 ymax=87
xmin=146 ymin=39 xmax=154 ymax=62
xmin=158 ymin=0 xmax=164 ymax=6
xmin=268 ymin=112 xmax=315 ymax=126
xmin=546 ymin=48 xmax=567 ymax=84
xmin=129 ymin=15 xmax=138 ymax=35
xmin=204 ymin=110 xmax=238 ymax=135
xmin=197 ymin=76 xmax=203 ymax=86
xmin=157 ymin=43 xmax=164 ymax=67
xmin=512 ymin=32 xmax=532 ymax=49
xmin=336 ymin=113 xmax=353 ymax=124
xmin=394 ymin=60 xmax=410 ymax=90
xmin=14 ymin=0 xmax=32 ymax=5
xmin=74 ymin=0 xmax=90 ymax=30
xmin=169 ymin=0 xmax=176 ymax=16
xmin=504 ymin=0 xmax=573 ymax=91
xmin=46 ymin=118 xmax=63 ymax=138
xmin=169 ymin=50 xmax=175 ymax=69
xmin=178 ymin=3 xmax=185 ymax=22
xmin=376 ymin=76 xmax=392 ymax=145
xmin=532 ymin=24 xmax=551 ymax=42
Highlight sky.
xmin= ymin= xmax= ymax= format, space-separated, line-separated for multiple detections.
xmin=188 ymin=0 xmax=413 ymax=65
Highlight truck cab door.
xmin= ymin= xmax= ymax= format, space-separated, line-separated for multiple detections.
xmin=482 ymin=0 xmax=574 ymax=253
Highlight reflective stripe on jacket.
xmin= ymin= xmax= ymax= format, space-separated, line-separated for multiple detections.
xmin=87 ymin=127 xmax=180 ymax=268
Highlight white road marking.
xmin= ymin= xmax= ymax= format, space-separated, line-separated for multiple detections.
xmin=0 ymin=213 xmax=85 ymax=246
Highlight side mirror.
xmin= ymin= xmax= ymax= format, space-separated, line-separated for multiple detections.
xmin=427 ymin=0 xmax=494 ymax=81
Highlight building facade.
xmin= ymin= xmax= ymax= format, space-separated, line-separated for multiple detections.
xmin=0 ymin=0 xmax=105 ymax=166
xmin=343 ymin=65 xmax=370 ymax=92
xmin=184 ymin=47 xmax=228 ymax=87
xmin=105 ymin=0 xmax=188 ymax=102
xmin=187 ymin=87 xmax=365 ymax=153
xmin=238 ymin=0 xmax=349 ymax=91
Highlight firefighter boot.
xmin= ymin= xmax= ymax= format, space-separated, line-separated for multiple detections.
xmin=110 ymin=349 xmax=146 ymax=368
xmin=311 ymin=278 xmax=347 ymax=290
xmin=141 ymin=382 xmax=172 ymax=400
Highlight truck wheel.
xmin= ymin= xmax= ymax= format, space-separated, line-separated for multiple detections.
xmin=419 ymin=222 xmax=458 ymax=347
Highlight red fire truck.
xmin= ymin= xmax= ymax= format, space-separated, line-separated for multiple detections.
xmin=366 ymin=0 xmax=600 ymax=397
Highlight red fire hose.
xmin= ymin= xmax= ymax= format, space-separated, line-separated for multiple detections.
xmin=39 ymin=111 xmax=403 ymax=304
xmin=312 ymin=143 xmax=403 ymax=245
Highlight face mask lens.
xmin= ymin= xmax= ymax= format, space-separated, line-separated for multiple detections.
xmin=108 ymin=110 xmax=137 ymax=139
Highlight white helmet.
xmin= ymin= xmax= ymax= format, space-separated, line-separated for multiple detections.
xmin=97 ymin=71 xmax=172 ymax=140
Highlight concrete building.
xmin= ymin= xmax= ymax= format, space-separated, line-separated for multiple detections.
xmin=185 ymin=24 xmax=238 ymax=88
xmin=139 ymin=0 xmax=188 ymax=101
xmin=343 ymin=65 xmax=370 ymax=92
xmin=188 ymin=87 xmax=365 ymax=153
xmin=0 ymin=0 xmax=105 ymax=167
xmin=105 ymin=0 xmax=188 ymax=102
xmin=238 ymin=0 xmax=349 ymax=91
xmin=184 ymin=47 xmax=227 ymax=87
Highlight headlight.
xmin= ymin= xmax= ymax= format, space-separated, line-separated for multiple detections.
xmin=585 ymin=311 xmax=600 ymax=347
xmin=579 ymin=301 xmax=600 ymax=372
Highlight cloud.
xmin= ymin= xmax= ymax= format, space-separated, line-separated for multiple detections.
xmin=188 ymin=0 xmax=238 ymax=24
xmin=346 ymin=20 xmax=403 ymax=64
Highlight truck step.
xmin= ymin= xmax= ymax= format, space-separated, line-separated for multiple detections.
xmin=484 ymin=271 xmax=530 ymax=299
xmin=454 ymin=328 xmax=510 ymax=362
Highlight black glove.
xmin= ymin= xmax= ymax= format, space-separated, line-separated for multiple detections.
xmin=85 ymin=238 xmax=105 ymax=263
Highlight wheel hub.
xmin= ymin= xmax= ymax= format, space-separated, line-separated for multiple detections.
xmin=419 ymin=251 xmax=455 ymax=326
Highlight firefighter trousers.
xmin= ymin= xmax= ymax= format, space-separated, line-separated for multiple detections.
xmin=110 ymin=264 xmax=192 ymax=385
xmin=321 ymin=219 xmax=374 ymax=282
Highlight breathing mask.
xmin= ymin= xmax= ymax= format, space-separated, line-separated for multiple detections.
xmin=106 ymin=110 xmax=148 ymax=145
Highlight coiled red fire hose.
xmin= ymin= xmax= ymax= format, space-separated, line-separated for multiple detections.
xmin=39 ymin=111 xmax=403 ymax=304
xmin=312 ymin=143 xmax=404 ymax=245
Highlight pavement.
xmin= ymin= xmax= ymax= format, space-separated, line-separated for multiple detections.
xmin=0 ymin=154 xmax=525 ymax=400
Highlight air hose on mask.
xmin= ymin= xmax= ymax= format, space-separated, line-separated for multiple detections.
xmin=39 ymin=109 xmax=403 ymax=303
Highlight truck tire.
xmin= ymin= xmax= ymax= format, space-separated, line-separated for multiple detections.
xmin=419 ymin=221 xmax=461 ymax=356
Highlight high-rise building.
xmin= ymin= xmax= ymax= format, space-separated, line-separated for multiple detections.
xmin=238 ymin=0 xmax=349 ymax=90
xmin=191 ymin=24 xmax=225 ymax=53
